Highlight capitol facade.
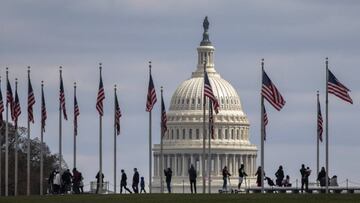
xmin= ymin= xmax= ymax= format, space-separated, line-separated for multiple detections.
xmin=152 ymin=18 xmax=258 ymax=193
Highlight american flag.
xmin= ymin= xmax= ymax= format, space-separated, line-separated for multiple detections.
xmin=28 ymin=73 xmax=35 ymax=123
xmin=115 ymin=90 xmax=122 ymax=135
xmin=14 ymin=84 xmax=21 ymax=129
xmin=262 ymin=70 xmax=286 ymax=111
xmin=60 ymin=72 xmax=68 ymax=120
xmin=317 ymin=97 xmax=323 ymax=142
xmin=263 ymin=103 xmax=268 ymax=141
xmin=209 ymin=102 xmax=215 ymax=139
xmin=327 ymin=69 xmax=353 ymax=104
xmin=0 ymin=79 xmax=4 ymax=125
xmin=41 ymin=83 xmax=47 ymax=132
xmin=74 ymin=87 xmax=80 ymax=136
xmin=146 ymin=73 xmax=157 ymax=112
xmin=204 ymin=71 xmax=219 ymax=114
xmin=7 ymin=77 xmax=14 ymax=121
xmin=96 ymin=68 xmax=105 ymax=116
xmin=161 ymin=94 xmax=167 ymax=135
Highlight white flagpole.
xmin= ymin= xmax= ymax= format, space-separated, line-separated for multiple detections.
xmin=40 ymin=81 xmax=44 ymax=195
xmin=113 ymin=84 xmax=117 ymax=194
xmin=202 ymin=58 xmax=206 ymax=194
xmin=14 ymin=78 xmax=18 ymax=196
xmin=316 ymin=91 xmax=320 ymax=186
xmin=149 ymin=61 xmax=153 ymax=194
xmin=160 ymin=86 xmax=164 ymax=193
xmin=0 ymin=76 xmax=2 ymax=196
xmin=325 ymin=57 xmax=329 ymax=193
xmin=59 ymin=66 xmax=63 ymax=171
xmin=99 ymin=63 xmax=103 ymax=194
xmin=207 ymin=102 xmax=211 ymax=193
xmin=27 ymin=67 xmax=31 ymax=196
xmin=73 ymin=82 xmax=77 ymax=169
xmin=260 ymin=59 xmax=265 ymax=193
xmin=5 ymin=67 xmax=9 ymax=196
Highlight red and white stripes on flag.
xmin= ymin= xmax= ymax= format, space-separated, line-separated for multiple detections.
xmin=146 ymin=73 xmax=157 ymax=112
xmin=14 ymin=83 xmax=21 ymax=129
xmin=263 ymin=103 xmax=268 ymax=141
xmin=0 ymin=79 xmax=4 ymax=125
xmin=209 ymin=102 xmax=215 ymax=139
xmin=204 ymin=71 xmax=219 ymax=114
xmin=96 ymin=67 xmax=105 ymax=116
xmin=161 ymin=94 xmax=167 ymax=135
xmin=262 ymin=70 xmax=286 ymax=111
xmin=7 ymin=77 xmax=14 ymax=121
xmin=41 ymin=83 xmax=47 ymax=132
xmin=60 ymin=71 xmax=68 ymax=120
xmin=74 ymin=86 xmax=80 ymax=136
xmin=28 ymin=72 xmax=35 ymax=123
xmin=327 ymin=69 xmax=353 ymax=104
xmin=317 ymin=98 xmax=323 ymax=142
xmin=115 ymin=90 xmax=122 ymax=135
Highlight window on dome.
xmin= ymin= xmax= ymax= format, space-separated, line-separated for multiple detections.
xmin=231 ymin=129 xmax=234 ymax=139
xmin=225 ymin=129 xmax=228 ymax=139
xmin=171 ymin=129 xmax=174 ymax=140
xmin=237 ymin=129 xmax=240 ymax=140
xmin=186 ymin=99 xmax=189 ymax=104
xmin=182 ymin=129 xmax=186 ymax=139
xmin=176 ymin=129 xmax=180 ymax=139
xmin=189 ymin=129 xmax=193 ymax=139
xmin=182 ymin=99 xmax=184 ymax=104
xmin=192 ymin=98 xmax=195 ymax=104
xmin=196 ymin=129 xmax=200 ymax=139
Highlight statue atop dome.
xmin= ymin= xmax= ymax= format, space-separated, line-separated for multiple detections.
xmin=200 ymin=16 xmax=212 ymax=46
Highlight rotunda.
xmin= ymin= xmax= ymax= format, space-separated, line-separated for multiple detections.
xmin=152 ymin=17 xmax=257 ymax=193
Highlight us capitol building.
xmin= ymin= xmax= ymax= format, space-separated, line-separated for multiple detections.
xmin=152 ymin=17 xmax=258 ymax=193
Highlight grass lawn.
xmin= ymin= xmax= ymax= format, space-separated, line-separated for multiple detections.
xmin=1 ymin=194 xmax=360 ymax=203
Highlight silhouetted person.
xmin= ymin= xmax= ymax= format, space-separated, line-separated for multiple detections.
xmin=95 ymin=171 xmax=104 ymax=194
xmin=61 ymin=169 xmax=73 ymax=194
xmin=48 ymin=169 xmax=56 ymax=194
xmin=188 ymin=164 xmax=197 ymax=194
xmin=300 ymin=164 xmax=306 ymax=193
xmin=53 ymin=170 xmax=61 ymax=194
xmin=164 ymin=168 xmax=172 ymax=193
xmin=79 ymin=172 xmax=84 ymax=193
xmin=275 ymin=165 xmax=284 ymax=186
xmin=305 ymin=167 xmax=311 ymax=191
xmin=72 ymin=168 xmax=81 ymax=194
xmin=255 ymin=166 xmax=264 ymax=187
xmin=222 ymin=166 xmax=231 ymax=191
xmin=132 ymin=168 xmax=140 ymax=193
xmin=317 ymin=167 xmax=327 ymax=187
xmin=330 ymin=175 xmax=338 ymax=186
xmin=120 ymin=169 xmax=132 ymax=194
xmin=238 ymin=164 xmax=247 ymax=190
xmin=282 ymin=175 xmax=292 ymax=187
xmin=140 ymin=177 xmax=146 ymax=193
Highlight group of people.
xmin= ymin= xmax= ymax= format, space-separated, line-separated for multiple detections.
xmin=95 ymin=168 xmax=147 ymax=194
xmin=48 ymin=168 xmax=84 ymax=194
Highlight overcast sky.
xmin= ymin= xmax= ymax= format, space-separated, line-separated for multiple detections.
xmin=1 ymin=0 xmax=360 ymax=189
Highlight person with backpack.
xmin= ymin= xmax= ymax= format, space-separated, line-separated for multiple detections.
xmin=140 ymin=177 xmax=146 ymax=193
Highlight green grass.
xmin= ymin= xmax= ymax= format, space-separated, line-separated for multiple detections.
xmin=1 ymin=194 xmax=360 ymax=203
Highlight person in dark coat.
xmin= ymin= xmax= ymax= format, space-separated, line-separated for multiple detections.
xmin=275 ymin=165 xmax=285 ymax=186
xmin=120 ymin=169 xmax=132 ymax=194
xmin=300 ymin=164 xmax=306 ymax=193
xmin=188 ymin=164 xmax=197 ymax=194
xmin=95 ymin=171 xmax=104 ymax=194
xmin=317 ymin=167 xmax=327 ymax=187
xmin=164 ymin=168 xmax=173 ymax=193
xmin=238 ymin=164 xmax=247 ymax=190
xmin=305 ymin=167 xmax=311 ymax=191
xmin=61 ymin=169 xmax=73 ymax=194
xmin=255 ymin=166 xmax=264 ymax=187
xmin=72 ymin=168 xmax=81 ymax=194
xmin=222 ymin=166 xmax=231 ymax=191
xmin=132 ymin=168 xmax=140 ymax=193
xmin=48 ymin=169 xmax=56 ymax=194
xmin=140 ymin=177 xmax=146 ymax=193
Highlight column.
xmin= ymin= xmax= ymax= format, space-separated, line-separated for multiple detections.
xmin=167 ymin=155 xmax=170 ymax=168
xmin=174 ymin=154 xmax=178 ymax=176
xmin=215 ymin=154 xmax=219 ymax=176
xmin=182 ymin=154 xmax=186 ymax=177
xmin=225 ymin=154 xmax=228 ymax=168
xmin=233 ymin=154 xmax=237 ymax=176
xmin=190 ymin=154 xmax=194 ymax=166
xmin=154 ymin=154 xmax=158 ymax=177
xmin=199 ymin=155 xmax=203 ymax=176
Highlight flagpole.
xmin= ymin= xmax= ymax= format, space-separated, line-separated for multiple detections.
xmin=148 ymin=61 xmax=153 ymax=194
xmin=325 ymin=57 xmax=329 ymax=194
xmin=0 ymin=76 xmax=2 ymax=197
xmin=27 ymin=67 xmax=31 ymax=196
xmin=160 ymin=86 xmax=164 ymax=193
xmin=316 ymin=91 xmax=320 ymax=186
xmin=5 ymin=67 xmax=9 ymax=197
xmin=40 ymin=81 xmax=44 ymax=195
xmin=99 ymin=63 xmax=103 ymax=194
xmin=113 ymin=84 xmax=117 ymax=194
xmin=73 ymin=82 xmax=77 ymax=169
xmin=260 ymin=59 xmax=265 ymax=194
xmin=207 ymin=102 xmax=211 ymax=193
xmin=202 ymin=57 xmax=206 ymax=194
xmin=14 ymin=78 xmax=18 ymax=196
xmin=59 ymin=66 xmax=63 ymax=171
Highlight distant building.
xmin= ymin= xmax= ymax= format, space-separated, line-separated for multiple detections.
xmin=152 ymin=18 xmax=257 ymax=193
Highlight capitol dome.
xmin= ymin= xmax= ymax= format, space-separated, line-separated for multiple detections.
xmin=152 ymin=17 xmax=257 ymax=193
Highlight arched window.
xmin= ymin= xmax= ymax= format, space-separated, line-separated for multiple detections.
xmin=182 ymin=129 xmax=186 ymax=139
xmin=189 ymin=129 xmax=193 ymax=139
xmin=171 ymin=129 xmax=174 ymax=140
xmin=196 ymin=129 xmax=200 ymax=139
xmin=176 ymin=129 xmax=180 ymax=139
xmin=231 ymin=129 xmax=234 ymax=139
xmin=225 ymin=129 xmax=228 ymax=139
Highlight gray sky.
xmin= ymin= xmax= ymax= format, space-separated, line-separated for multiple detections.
xmin=1 ymin=0 xmax=360 ymax=189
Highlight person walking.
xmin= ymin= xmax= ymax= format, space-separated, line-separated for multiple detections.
xmin=164 ymin=168 xmax=173 ymax=193
xmin=53 ymin=170 xmax=61 ymax=194
xmin=238 ymin=164 xmax=247 ymax=190
xmin=140 ymin=177 xmax=146 ymax=193
xmin=132 ymin=168 xmax=140 ymax=193
xmin=95 ymin=171 xmax=104 ymax=194
xmin=222 ymin=166 xmax=231 ymax=191
xmin=79 ymin=171 xmax=84 ymax=193
xmin=300 ymin=164 xmax=310 ymax=193
xmin=275 ymin=165 xmax=284 ymax=186
xmin=188 ymin=164 xmax=197 ymax=194
xmin=255 ymin=166 xmax=264 ymax=187
xmin=120 ymin=169 xmax=132 ymax=194
xmin=317 ymin=167 xmax=326 ymax=187
xmin=61 ymin=169 xmax=73 ymax=194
